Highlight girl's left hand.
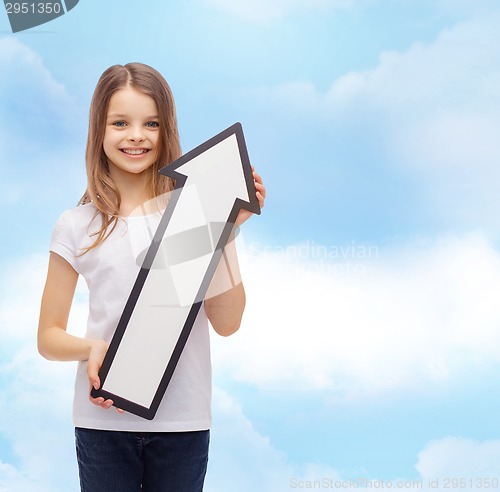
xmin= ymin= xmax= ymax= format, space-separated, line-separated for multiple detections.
xmin=87 ymin=339 xmax=124 ymax=413
xmin=235 ymin=168 xmax=266 ymax=227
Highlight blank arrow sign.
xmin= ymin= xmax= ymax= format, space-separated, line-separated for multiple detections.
xmin=91 ymin=123 xmax=260 ymax=420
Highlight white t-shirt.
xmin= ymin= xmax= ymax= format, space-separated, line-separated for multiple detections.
xmin=50 ymin=203 xmax=212 ymax=432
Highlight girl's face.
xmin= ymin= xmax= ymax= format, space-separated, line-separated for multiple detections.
xmin=103 ymin=86 xmax=160 ymax=183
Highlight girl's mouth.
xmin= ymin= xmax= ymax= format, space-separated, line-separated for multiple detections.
xmin=120 ymin=149 xmax=150 ymax=155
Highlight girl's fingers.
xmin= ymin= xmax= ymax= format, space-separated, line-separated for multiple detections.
xmin=88 ymin=389 xmax=124 ymax=413
xmin=89 ymin=395 xmax=105 ymax=407
xmin=252 ymin=171 xmax=266 ymax=199
xmin=252 ymin=171 xmax=262 ymax=183
xmin=257 ymin=191 xmax=265 ymax=208
xmin=91 ymin=376 xmax=100 ymax=391
xmin=251 ymin=169 xmax=266 ymax=205
xmin=87 ymin=362 xmax=99 ymax=388
xmin=255 ymin=183 xmax=266 ymax=198
xmin=255 ymin=180 xmax=266 ymax=204
xmin=89 ymin=394 xmax=115 ymax=409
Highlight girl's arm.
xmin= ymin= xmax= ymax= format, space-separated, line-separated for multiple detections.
xmin=38 ymin=252 xmax=102 ymax=361
xmin=205 ymin=169 xmax=265 ymax=337
xmin=38 ymin=252 xmax=119 ymax=411
xmin=204 ymin=240 xmax=246 ymax=337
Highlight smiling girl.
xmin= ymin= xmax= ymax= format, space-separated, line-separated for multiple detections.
xmin=37 ymin=63 xmax=265 ymax=492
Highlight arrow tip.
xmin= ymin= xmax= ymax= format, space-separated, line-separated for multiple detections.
xmin=159 ymin=123 xmax=260 ymax=217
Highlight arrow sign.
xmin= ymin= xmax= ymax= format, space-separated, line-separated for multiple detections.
xmin=91 ymin=123 xmax=260 ymax=420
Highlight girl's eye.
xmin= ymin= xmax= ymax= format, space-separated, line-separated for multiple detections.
xmin=113 ymin=121 xmax=127 ymax=127
xmin=146 ymin=121 xmax=159 ymax=128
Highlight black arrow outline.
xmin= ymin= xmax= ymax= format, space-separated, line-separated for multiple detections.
xmin=91 ymin=122 xmax=260 ymax=420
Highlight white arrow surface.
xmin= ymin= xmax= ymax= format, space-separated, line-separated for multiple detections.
xmin=91 ymin=123 xmax=260 ymax=419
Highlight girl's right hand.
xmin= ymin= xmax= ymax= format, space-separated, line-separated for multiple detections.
xmin=87 ymin=339 xmax=124 ymax=413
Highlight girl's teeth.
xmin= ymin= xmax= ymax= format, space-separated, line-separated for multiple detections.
xmin=122 ymin=149 xmax=147 ymax=155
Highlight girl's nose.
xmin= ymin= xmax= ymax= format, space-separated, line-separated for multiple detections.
xmin=128 ymin=126 xmax=145 ymax=142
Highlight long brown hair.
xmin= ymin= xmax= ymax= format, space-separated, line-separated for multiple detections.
xmin=79 ymin=63 xmax=180 ymax=251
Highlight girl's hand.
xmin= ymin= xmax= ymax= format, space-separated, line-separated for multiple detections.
xmin=235 ymin=168 xmax=266 ymax=227
xmin=87 ymin=339 xmax=124 ymax=413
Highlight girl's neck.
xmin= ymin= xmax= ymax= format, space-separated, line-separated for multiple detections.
xmin=111 ymin=172 xmax=152 ymax=217
xmin=119 ymin=191 xmax=153 ymax=217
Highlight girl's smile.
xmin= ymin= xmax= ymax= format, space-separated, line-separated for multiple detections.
xmin=120 ymin=148 xmax=151 ymax=156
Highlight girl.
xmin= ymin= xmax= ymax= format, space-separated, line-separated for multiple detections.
xmin=37 ymin=62 xmax=265 ymax=492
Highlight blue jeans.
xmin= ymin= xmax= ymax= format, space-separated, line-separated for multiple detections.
xmin=75 ymin=427 xmax=209 ymax=492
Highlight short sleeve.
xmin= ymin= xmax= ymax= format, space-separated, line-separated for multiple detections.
xmin=50 ymin=211 xmax=80 ymax=273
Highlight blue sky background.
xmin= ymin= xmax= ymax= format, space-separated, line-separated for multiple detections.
xmin=2 ymin=0 xmax=500 ymax=490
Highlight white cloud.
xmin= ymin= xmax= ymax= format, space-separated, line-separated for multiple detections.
xmin=206 ymin=387 xmax=341 ymax=492
xmin=0 ymin=38 xmax=86 ymax=207
xmin=206 ymin=387 xmax=500 ymax=491
xmin=0 ymin=37 xmax=74 ymax=140
xmin=328 ymin=17 xmax=500 ymax=113
xmin=416 ymin=437 xmax=500 ymax=483
xmin=259 ymin=11 xmax=500 ymax=131
xmin=212 ymin=232 xmax=500 ymax=395
xmin=250 ymin=10 xmax=500 ymax=229
xmin=0 ymin=348 xmax=79 ymax=492
xmin=206 ymin=387 xmax=293 ymax=491
xmin=0 ymin=38 xmax=67 ymax=99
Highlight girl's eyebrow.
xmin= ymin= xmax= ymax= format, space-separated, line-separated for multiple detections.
xmin=107 ymin=113 xmax=159 ymax=119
